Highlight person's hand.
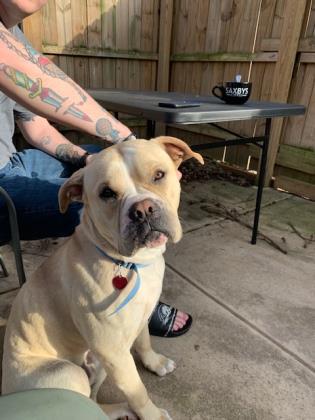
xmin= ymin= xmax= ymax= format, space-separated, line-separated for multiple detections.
xmin=177 ymin=170 xmax=182 ymax=180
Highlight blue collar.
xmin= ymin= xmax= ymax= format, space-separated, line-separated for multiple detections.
xmin=95 ymin=246 xmax=148 ymax=317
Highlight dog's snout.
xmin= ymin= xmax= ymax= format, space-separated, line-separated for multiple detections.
xmin=128 ymin=199 xmax=157 ymax=222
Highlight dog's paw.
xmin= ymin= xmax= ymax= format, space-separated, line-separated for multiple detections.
xmin=100 ymin=402 xmax=138 ymax=420
xmin=142 ymin=351 xmax=176 ymax=377
xmin=159 ymin=409 xmax=173 ymax=420
xmin=117 ymin=412 xmax=138 ymax=420
xmin=154 ymin=356 xmax=176 ymax=377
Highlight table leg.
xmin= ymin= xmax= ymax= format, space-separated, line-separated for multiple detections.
xmin=146 ymin=120 xmax=156 ymax=138
xmin=251 ymin=118 xmax=271 ymax=244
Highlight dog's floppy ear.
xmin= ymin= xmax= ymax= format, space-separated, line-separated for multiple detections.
xmin=153 ymin=136 xmax=204 ymax=168
xmin=59 ymin=168 xmax=85 ymax=213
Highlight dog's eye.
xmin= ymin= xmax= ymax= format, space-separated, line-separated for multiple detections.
xmin=154 ymin=170 xmax=165 ymax=182
xmin=99 ymin=186 xmax=117 ymax=200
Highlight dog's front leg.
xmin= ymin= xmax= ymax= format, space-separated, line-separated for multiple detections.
xmin=98 ymin=350 xmax=171 ymax=420
xmin=134 ymin=324 xmax=176 ymax=377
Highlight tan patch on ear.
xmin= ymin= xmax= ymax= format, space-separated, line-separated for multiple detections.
xmin=58 ymin=168 xmax=85 ymax=213
xmin=153 ymin=136 xmax=204 ymax=167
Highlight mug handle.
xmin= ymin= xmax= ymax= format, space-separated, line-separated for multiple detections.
xmin=212 ymin=85 xmax=224 ymax=100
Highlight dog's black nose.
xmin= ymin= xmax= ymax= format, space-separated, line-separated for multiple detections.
xmin=129 ymin=199 xmax=157 ymax=222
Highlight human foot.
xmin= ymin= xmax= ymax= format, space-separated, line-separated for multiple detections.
xmin=148 ymin=302 xmax=193 ymax=337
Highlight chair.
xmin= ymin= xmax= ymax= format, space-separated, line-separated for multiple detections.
xmin=0 ymin=186 xmax=26 ymax=286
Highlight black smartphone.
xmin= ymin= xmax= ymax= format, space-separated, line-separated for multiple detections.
xmin=158 ymin=100 xmax=201 ymax=108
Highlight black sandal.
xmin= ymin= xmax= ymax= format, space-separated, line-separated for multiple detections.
xmin=148 ymin=301 xmax=193 ymax=338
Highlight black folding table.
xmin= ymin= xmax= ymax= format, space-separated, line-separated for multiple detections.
xmin=88 ymin=89 xmax=305 ymax=245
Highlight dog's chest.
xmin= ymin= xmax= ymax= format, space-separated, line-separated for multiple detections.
xmin=116 ymin=257 xmax=164 ymax=309
xmin=98 ymin=257 xmax=165 ymax=337
xmin=87 ymin=254 xmax=163 ymax=306
xmin=136 ymin=259 xmax=165 ymax=304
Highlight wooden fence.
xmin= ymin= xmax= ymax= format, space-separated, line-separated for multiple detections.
xmin=23 ymin=0 xmax=315 ymax=199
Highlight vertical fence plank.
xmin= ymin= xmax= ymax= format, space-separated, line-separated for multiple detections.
xmin=128 ymin=0 xmax=142 ymax=89
xmin=255 ymin=0 xmax=277 ymax=51
xmin=140 ymin=0 xmax=157 ymax=94
xmin=265 ymin=0 xmax=308 ymax=184
xmin=55 ymin=0 xmax=73 ymax=47
xmin=116 ymin=0 xmax=129 ymax=50
xmin=129 ymin=0 xmax=141 ymax=51
xmin=270 ymin=0 xmax=286 ymax=38
xmin=157 ymin=0 xmax=174 ymax=91
xmin=42 ymin=1 xmax=58 ymax=47
xmin=297 ymin=65 xmax=315 ymax=150
xmin=205 ymin=0 xmax=223 ymax=52
xmin=87 ymin=0 xmax=102 ymax=48
xmin=71 ymin=0 xmax=88 ymax=47
xmin=304 ymin=0 xmax=315 ymax=36
xmin=56 ymin=0 xmax=74 ymax=84
xmin=74 ymin=57 xmax=90 ymax=88
xmin=87 ymin=0 xmax=102 ymax=88
xmin=59 ymin=55 xmax=75 ymax=79
xmin=116 ymin=0 xmax=129 ymax=90
xmin=172 ymin=0 xmax=189 ymax=53
xmin=283 ymin=64 xmax=315 ymax=148
xmin=101 ymin=0 xmax=117 ymax=49
xmin=101 ymin=0 xmax=117 ymax=88
xmin=71 ymin=1 xmax=88 ymax=92
xmin=23 ymin=10 xmax=42 ymax=51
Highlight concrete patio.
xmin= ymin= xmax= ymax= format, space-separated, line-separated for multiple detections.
xmin=0 ymin=178 xmax=314 ymax=420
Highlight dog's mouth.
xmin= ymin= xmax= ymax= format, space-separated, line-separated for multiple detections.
xmin=121 ymin=221 xmax=171 ymax=256
xmin=143 ymin=230 xmax=169 ymax=248
xmin=120 ymin=199 xmax=180 ymax=256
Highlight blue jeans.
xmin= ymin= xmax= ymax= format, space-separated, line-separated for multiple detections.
xmin=0 ymin=145 xmax=101 ymax=244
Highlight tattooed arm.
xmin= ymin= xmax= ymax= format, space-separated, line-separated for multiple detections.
xmin=16 ymin=114 xmax=94 ymax=166
xmin=0 ymin=22 xmax=132 ymax=143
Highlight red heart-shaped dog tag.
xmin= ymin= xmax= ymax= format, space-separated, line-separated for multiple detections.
xmin=112 ymin=275 xmax=128 ymax=290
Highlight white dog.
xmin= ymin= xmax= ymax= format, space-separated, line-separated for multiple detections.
xmin=2 ymin=136 xmax=203 ymax=419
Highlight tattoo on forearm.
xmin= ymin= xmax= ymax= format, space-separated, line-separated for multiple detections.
xmin=1 ymin=63 xmax=94 ymax=124
xmin=23 ymin=44 xmax=87 ymax=104
xmin=0 ymin=28 xmax=123 ymax=138
xmin=0 ymin=63 xmax=68 ymax=111
xmin=96 ymin=118 xmax=121 ymax=142
xmin=55 ymin=144 xmax=83 ymax=165
xmin=41 ymin=135 xmax=52 ymax=147
xmin=64 ymin=102 xmax=92 ymax=122
xmin=0 ymin=28 xmax=87 ymax=103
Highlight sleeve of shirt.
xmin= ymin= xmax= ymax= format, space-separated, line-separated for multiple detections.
xmin=13 ymin=102 xmax=36 ymax=122
xmin=11 ymin=24 xmax=33 ymax=49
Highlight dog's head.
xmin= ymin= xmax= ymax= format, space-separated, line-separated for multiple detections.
xmin=59 ymin=136 xmax=203 ymax=257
